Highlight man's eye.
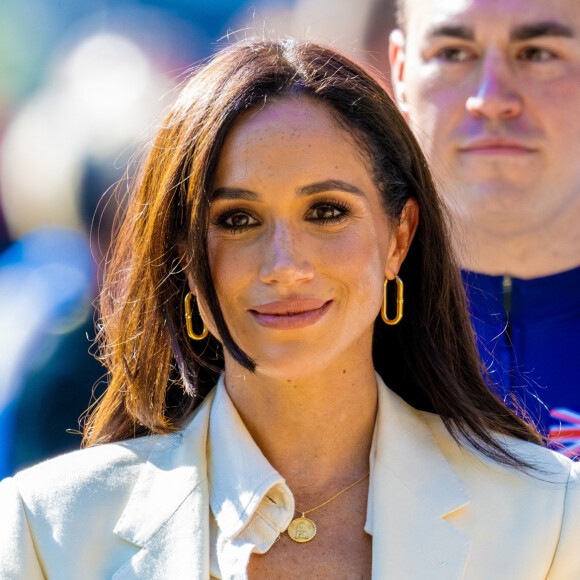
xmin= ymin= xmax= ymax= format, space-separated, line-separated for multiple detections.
xmin=434 ymin=47 xmax=473 ymax=63
xmin=518 ymin=47 xmax=557 ymax=62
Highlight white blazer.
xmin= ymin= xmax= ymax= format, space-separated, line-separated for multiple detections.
xmin=1 ymin=378 xmax=579 ymax=579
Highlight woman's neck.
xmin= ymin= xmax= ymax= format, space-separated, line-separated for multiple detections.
xmin=222 ymin=356 xmax=378 ymax=494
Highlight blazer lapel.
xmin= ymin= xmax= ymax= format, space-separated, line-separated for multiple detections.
xmin=112 ymin=391 xmax=216 ymax=580
xmin=104 ymin=377 xmax=471 ymax=578
xmin=370 ymin=377 xmax=471 ymax=579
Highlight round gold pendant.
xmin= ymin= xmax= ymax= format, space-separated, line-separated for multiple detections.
xmin=287 ymin=516 xmax=317 ymax=543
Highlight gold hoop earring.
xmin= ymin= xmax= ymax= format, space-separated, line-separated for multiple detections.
xmin=184 ymin=292 xmax=209 ymax=340
xmin=381 ymin=277 xmax=403 ymax=326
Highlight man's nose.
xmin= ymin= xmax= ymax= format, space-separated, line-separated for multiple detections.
xmin=259 ymin=222 xmax=315 ymax=286
xmin=465 ymin=53 xmax=523 ymax=120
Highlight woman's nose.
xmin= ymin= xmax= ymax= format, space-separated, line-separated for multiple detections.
xmin=258 ymin=222 xmax=315 ymax=286
xmin=465 ymin=53 xmax=523 ymax=121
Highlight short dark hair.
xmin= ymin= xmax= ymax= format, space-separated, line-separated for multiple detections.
xmin=84 ymin=38 xmax=542 ymax=470
xmin=394 ymin=0 xmax=406 ymax=29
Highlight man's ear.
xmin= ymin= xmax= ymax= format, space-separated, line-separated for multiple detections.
xmin=388 ymin=29 xmax=409 ymax=117
xmin=385 ymin=198 xmax=419 ymax=279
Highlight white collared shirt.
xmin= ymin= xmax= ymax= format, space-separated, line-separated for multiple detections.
xmin=208 ymin=376 xmax=295 ymax=579
xmin=207 ymin=375 xmax=377 ymax=580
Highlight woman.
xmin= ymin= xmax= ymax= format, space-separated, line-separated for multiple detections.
xmin=1 ymin=38 xmax=578 ymax=579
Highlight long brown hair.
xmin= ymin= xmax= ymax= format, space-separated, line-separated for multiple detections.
xmin=83 ymin=38 xmax=542 ymax=468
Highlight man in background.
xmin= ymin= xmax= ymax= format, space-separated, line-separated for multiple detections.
xmin=389 ymin=0 xmax=580 ymax=454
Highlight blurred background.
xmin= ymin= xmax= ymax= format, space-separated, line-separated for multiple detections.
xmin=0 ymin=0 xmax=397 ymax=478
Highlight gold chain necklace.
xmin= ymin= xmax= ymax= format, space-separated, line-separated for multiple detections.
xmin=287 ymin=472 xmax=369 ymax=543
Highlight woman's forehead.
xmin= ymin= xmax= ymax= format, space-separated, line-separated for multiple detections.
xmin=214 ymin=99 xmax=368 ymax=186
xmin=226 ymin=95 xmax=342 ymax=141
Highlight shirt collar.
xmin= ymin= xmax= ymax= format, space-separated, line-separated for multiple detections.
xmin=364 ymin=372 xmax=382 ymax=535
xmin=208 ymin=375 xmax=294 ymax=543
xmin=461 ymin=266 xmax=580 ymax=319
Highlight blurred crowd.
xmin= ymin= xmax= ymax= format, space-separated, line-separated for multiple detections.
xmin=0 ymin=0 xmax=396 ymax=478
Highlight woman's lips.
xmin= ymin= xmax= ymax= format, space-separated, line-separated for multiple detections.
xmin=250 ymin=299 xmax=332 ymax=330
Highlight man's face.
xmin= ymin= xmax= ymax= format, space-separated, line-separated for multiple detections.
xmin=390 ymin=0 xmax=580 ymax=237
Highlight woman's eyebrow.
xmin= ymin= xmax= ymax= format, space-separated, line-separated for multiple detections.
xmin=212 ymin=187 xmax=259 ymax=201
xmin=298 ymin=180 xmax=366 ymax=198
xmin=213 ymin=180 xmax=366 ymax=201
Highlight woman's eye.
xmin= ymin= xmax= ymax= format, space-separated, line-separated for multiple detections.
xmin=306 ymin=203 xmax=348 ymax=222
xmin=217 ymin=211 xmax=259 ymax=231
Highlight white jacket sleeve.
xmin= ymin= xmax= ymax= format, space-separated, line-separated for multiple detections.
xmin=547 ymin=462 xmax=580 ymax=579
xmin=0 ymin=477 xmax=45 ymax=580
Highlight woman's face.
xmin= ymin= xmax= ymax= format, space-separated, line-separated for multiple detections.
xmin=200 ymin=97 xmax=411 ymax=379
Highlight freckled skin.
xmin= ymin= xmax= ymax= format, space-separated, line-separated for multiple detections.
xmin=181 ymin=97 xmax=418 ymax=579
xmin=200 ymin=97 xmax=401 ymax=382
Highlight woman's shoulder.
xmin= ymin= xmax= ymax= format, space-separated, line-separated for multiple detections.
xmin=5 ymin=389 xmax=215 ymax=506
xmin=2 ymin=435 xmax=168 ymax=511
xmin=377 ymin=375 xmax=575 ymax=481
xmin=0 ymin=398 xmax=214 ymax=579
xmin=0 ymin=436 xmax=168 ymax=578
xmin=419 ymin=409 xmax=580 ymax=576
xmin=420 ymin=408 xmax=577 ymax=483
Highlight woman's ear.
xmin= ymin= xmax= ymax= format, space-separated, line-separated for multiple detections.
xmin=385 ymin=198 xmax=419 ymax=279
xmin=177 ymin=243 xmax=216 ymax=340
xmin=177 ymin=243 xmax=197 ymax=294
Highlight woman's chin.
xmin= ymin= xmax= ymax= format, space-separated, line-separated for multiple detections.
xmin=227 ymin=323 xmax=374 ymax=382
xmin=249 ymin=347 xmax=333 ymax=383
